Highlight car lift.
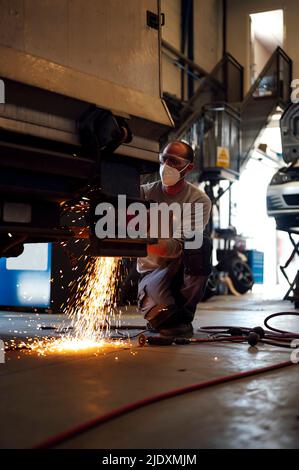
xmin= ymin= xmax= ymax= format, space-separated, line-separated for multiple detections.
xmin=279 ymin=104 xmax=299 ymax=310
xmin=279 ymin=228 xmax=299 ymax=309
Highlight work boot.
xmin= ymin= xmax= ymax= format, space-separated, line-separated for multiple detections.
xmin=145 ymin=304 xmax=180 ymax=330
xmin=159 ymin=322 xmax=193 ymax=338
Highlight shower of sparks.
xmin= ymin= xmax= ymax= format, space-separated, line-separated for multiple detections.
xmin=67 ymin=256 xmax=121 ymax=341
xmin=14 ymin=256 xmax=129 ymax=356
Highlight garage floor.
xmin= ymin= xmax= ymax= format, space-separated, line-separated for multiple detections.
xmin=0 ymin=290 xmax=298 ymax=449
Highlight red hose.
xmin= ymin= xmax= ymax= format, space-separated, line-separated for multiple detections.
xmin=33 ymin=359 xmax=296 ymax=449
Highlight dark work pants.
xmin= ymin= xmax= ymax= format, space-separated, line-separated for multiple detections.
xmin=137 ymin=234 xmax=212 ymax=328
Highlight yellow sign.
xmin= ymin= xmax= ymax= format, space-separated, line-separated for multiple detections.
xmin=216 ymin=147 xmax=230 ymax=168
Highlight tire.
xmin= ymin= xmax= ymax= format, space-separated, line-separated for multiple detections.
xmin=227 ymin=257 xmax=254 ymax=294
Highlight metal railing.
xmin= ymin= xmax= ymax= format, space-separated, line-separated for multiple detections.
xmin=180 ymin=102 xmax=241 ymax=184
xmin=161 ymin=41 xmax=243 ymax=140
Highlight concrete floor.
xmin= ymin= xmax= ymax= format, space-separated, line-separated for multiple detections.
xmin=0 ymin=290 xmax=298 ymax=449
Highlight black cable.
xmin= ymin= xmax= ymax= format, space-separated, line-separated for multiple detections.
xmin=264 ymin=312 xmax=299 ymax=338
xmin=197 ymin=314 xmax=299 ymax=350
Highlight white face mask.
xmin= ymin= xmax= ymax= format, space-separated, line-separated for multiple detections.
xmin=159 ymin=163 xmax=189 ymax=186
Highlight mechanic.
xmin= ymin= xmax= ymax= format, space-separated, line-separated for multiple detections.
xmin=137 ymin=140 xmax=212 ymax=337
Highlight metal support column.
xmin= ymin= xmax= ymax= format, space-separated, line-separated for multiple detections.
xmin=181 ymin=0 xmax=194 ymax=101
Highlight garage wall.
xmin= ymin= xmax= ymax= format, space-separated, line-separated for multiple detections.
xmin=253 ymin=38 xmax=271 ymax=79
xmin=227 ymin=0 xmax=299 ymax=94
xmin=161 ymin=0 xmax=223 ymax=98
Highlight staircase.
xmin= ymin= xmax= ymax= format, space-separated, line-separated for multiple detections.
xmin=163 ymin=46 xmax=292 ymax=180
xmin=163 ymin=49 xmax=243 ymax=141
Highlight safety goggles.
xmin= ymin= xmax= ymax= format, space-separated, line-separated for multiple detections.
xmin=159 ymin=152 xmax=191 ymax=167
